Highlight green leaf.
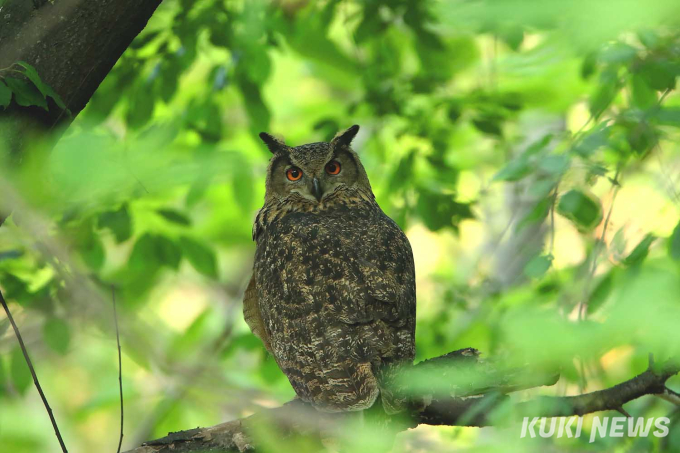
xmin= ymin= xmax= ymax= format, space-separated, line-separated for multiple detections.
xmin=80 ymin=233 xmax=105 ymax=271
xmin=41 ymin=84 xmax=68 ymax=110
xmin=354 ymin=5 xmax=384 ymax=43
xmin=233 ymin=166 xmax=254 ymax=213
xmin=524 ymin=254 xmax=553 ymax=279
xmin=43 ymin=318 xmax=71 ymax=355
xmin=589 ymin=69 xmax=620 ymax=118
xmin=652 ymin=108 xmax=680 ymax=127
xmin=669 ymin=221 xmax=680 ymax=262
xmin=572 ymin=125 xmax=610 ymax=157
xmin=639 ymin=60 xmax=677 ymax=92
xmin=527 ymin=179 xmax=556 ymax=197
xmin=598 ymin=43 xmax=637 ymax=65
xmin=637 ymin=29 xmax=659 ymax=49
xmin=588 ymin=271 xmax=615 ymax=315
xmin=236 ymin=75 xmax=270 ymax=135
xmin=517 ymin=198 xmax=551 ymax=231
xmin=98 ymin=205 xmax=132 ymax=243
xmin=581 ymin=52 xmax=597 ymax=79
xmin=157 ymin=209 xmax=191 ymax=226
xmin=180 ymin=236 xmax=218 ymax=278
xmin=416 ymin=189 xmax=474 ymax=233
xmin=158 ymin=60 xmax=181 ymax=103
xmin=0 ymin=80 xmax=11 ymax=109
xmin=4 ymin=77 xmax=47 ymax=110
xmin=128 ymin=234 xmax=161 ymax=274
xmin=472 ymin=113 xmax=503 ymax=137
xmin=0 ymin=249 xmax=23 ymax=261
xmin=129 ymin=233 xmax=182 ymax=271
xmin=525 ymin=134 xmax=553 ymax=156
xmin=241 ymin=48 xmax=272 ymax=86
xmin=538 ymin=154 xmax=570 ymax=176
xmin=186 ymin=172 xmax=213 ymax=207
xmin=0 ymin=274 xmax=30 ymax=305
xmin=630 ymin=74 xmax=657 ymax=110
xmin=129 ymin=30 xmax=160 ymax=50
xmin=493 ymin=158 xmax=532 ymax=182
xmin=623 ymin=234 xmax=656 ymax=266
xmin=16 ymin=61 xmax=47 ymax=96
xmin=126 ymin=85 xmax=155 ymax=129
xmin=611 ymin=227 xmax=627 ymax=257
xmin=15 ymin=61 xmax=67 ymax=109
xmin=389 ymin=150 xmax=417 ymax=192
xmin=71 ymin=220 xmax=106 ymax=271
xmin=626 ymin=121 xmax=656 ymax=154
xmin=556 ymin=189 xmax=603 ymax=231
xmin=155 ymin=235 xmax=182 ymax=270
xmin=498 ymin=24 xmax=524 ymax=51
xmin=10 ymin=347 xmax=31 ymax=395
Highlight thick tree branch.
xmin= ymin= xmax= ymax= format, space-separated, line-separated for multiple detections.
xmin=515 ymin=362 xmax=680 ymax=418
xmin=0 ymin=0 xmax=162 ymax=159
xmin=125 ymin=350 xmax=679 ymax=453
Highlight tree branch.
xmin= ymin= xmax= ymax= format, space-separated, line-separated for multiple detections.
xmin=124 ymin=350 xmax=678 ymax=453
xmin=0 ymin=0 xmax=162 ymax=159
xmin=0 ymin=289 xmax=68 ymax=452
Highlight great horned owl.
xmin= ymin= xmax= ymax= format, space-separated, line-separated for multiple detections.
xmin=243 ymin=125 xmax=416 ymax=413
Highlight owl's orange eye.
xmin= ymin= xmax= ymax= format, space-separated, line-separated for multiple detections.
xmin=286 ymin=167 xmax=303 ymax=181
xmin=325 ymin=160 xmax=341 ymax=175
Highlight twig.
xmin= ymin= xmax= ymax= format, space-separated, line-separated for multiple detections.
xmin=578 ymin=163 xmax=622 ymax=321
xmin=516 ymin=363 xmax=677 ymax=418
xmin=549 ymin=180 xmax=560 ymax=254
xmin=616 ymin=406 xmax=632 ymax=418
xmin=658 ymin=387 xmax=680 ymax=406
xmin=113 ymin=286 xmax=124 ymax=453
xmin=0 ymin=289 xmax=68 ymax=453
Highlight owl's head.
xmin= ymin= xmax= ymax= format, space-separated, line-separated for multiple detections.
xmin=259 ymin=125 xmax=373 ymax=206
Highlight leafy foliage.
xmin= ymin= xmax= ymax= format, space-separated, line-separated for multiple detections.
xmin=0 ymin=62 xmax=68 ymax=112
xmin=1 ymin=1 xmax=680 ymax=452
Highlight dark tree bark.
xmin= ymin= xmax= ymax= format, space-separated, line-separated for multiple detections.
xmin=0 ymin=0 xmax=162 ymax=160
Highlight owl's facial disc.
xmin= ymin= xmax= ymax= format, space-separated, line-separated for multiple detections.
xmin=263 ymin=128 xmax=368 ymax=206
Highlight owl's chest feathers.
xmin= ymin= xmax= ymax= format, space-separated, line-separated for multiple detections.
xmin=253 ymin=200 xmax=383 ymax=313
xmin=256 ymin=200 xmax=378 ymax=262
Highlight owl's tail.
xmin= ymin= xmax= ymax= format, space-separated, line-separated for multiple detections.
xmin=310 ymin=361 xmax=380 ymax=412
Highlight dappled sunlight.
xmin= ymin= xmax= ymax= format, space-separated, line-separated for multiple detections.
xmin=1 ymin=0 xmax=679 ymax=452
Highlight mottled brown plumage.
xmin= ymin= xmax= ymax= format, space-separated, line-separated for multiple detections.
xmin=244 ymin=125 xmax=416 ymax=413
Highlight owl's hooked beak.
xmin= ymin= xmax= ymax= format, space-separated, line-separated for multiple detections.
xmin=311 ymin=177 xmax=323 ymax=202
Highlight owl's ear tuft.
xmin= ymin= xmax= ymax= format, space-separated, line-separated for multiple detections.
xmin=259 ymin=132 xmax=287 ymax=154
xmin=331 ymin=125 xmax=360 ymax=148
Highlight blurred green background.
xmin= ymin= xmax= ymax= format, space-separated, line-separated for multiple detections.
xmin=1 ymin=0 xmax=680 ymax=451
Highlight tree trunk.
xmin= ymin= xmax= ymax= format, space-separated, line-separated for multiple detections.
xmin=0 ymin=0 xmax=162 ymax=160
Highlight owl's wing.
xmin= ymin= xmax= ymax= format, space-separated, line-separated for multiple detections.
xmin=340 ymin=217 xmax=415 ymax=329
xmin=342 ymin=220 xmax=416 ymax=413
xmin=243 ymin=274 xmax=272 ymax=353
xmin=332 ymin=216 xmax=416 ymax=364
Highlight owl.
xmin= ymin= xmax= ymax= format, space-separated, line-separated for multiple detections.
xmin=243 ymin=125 xmax=416 ymax=413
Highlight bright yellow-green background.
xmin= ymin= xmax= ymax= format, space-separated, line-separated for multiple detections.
xmin=1 ymin=0 xmax=680 ymax=451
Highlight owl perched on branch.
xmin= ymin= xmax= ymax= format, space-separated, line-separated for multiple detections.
xmin=244 ymin=125 xmax=416 ymax=413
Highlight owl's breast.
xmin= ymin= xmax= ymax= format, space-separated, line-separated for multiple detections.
xmin=254 ymin=203 xmax=413 ymax=324
xmin=256 ymin=206 xmax=378 ymax=269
